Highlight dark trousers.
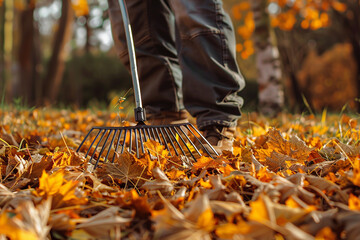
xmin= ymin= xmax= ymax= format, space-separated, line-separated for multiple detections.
xmin=108 ymin=0 xmax=245 ymax=129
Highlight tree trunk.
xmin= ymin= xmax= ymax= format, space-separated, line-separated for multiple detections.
xmin=3 ymin=0 xmax=14 ymax=103
xmin=42 ymin=0 xmax=74 ymax=105
xmin=85 ymin=14 xmax=91 ymax=53
xmin=0 ymin=2 xmax=5 ymax=95
xmin=17 ymin=4 xmax=36 ymax=106
xmin=249 ymin=0 xmax=284 ymax=116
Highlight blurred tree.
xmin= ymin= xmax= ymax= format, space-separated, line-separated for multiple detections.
xmin=331 ymin=0 xmax=360 ymax=111
xmin=0 ymin=1 xmax=5 ymax=94
xmin=250 ymin=0 xmax=284 ymax=116
xmin=297 ymin=43 xmax=357 ymax=111
xmin=231 ymin=0 xmax=359 ymax=112
xmin=16 ymin=1 xmax=39 ymax=106
xmin=41 ymin=0 xmax=74 ymax=105
xmin=2 ymin=0 xmax=14 ymax=102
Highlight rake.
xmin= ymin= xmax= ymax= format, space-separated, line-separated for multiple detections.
xmin=76 ymin=0 xmax=219 ymax=169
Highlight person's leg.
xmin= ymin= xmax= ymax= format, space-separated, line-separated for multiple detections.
xmin=169 ymin=0 xmax=245 ymax=130
xmin=107 ymin=0 xmax=185 ymax=120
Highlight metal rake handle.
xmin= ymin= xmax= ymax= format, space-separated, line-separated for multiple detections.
xmin=119 ymin=0 xmax=146 ymax=123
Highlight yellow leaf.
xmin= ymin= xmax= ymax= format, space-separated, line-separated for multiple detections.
xmin=215 ymin=221 xmax=251 ymax=239
xmin=196 ymin=208 xmax=215 ymax=231
xmin=36 ymin=170 xmax=86 ymax=209
xmin=248 ymin=195 xmax=269 ymax=223
xmin=38 ymin=170 xmax=65 ymax=196
xmin=256 ymin=167 xmax=274 ymax=182
xmin=349 ymin=194 xmax=360 ymax=211
xmin=315 ymin=227 xmax=336 ymax=240
xmin=71 ymin=0 xmax=89 ymax=16
xmin=0 ymin=212 xmax=37 ymax=240
xmin=166 ymin=169 xmax=185 ymax=180
xmin=199 ymin=178 xmax=212 ymax=189
xmin=285 ymin=197 xmax=301 ymax=208
xmin=351 ymin=158 xmax=360 ymax=186
xmin=59 ymin=180 xmax=79 ymax=202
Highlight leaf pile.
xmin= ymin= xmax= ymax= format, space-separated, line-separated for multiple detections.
xmin=1 ymin=108 xmax=360 ymax=239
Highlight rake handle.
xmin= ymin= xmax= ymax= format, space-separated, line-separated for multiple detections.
xmin=119 ymin=0 xmax=146 ymax=122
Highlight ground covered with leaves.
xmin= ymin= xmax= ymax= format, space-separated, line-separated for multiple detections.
xmin=1 ymin=108 xmax=360 ymax=239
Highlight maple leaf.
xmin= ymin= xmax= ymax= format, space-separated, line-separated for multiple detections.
xmin=260 ymin=128 xmax=313 ymax=163
xmin=96 ymin=152 xmax=147 ymax=187
xmin=144 ymin=139 xmax=169 ymax=158
xmin=264 ymin=151 xmax=297 ymax=172
xmin=35 ymin=169 xmax=86 ymax=209
xmin=192 ymin=156 xmax=223 ymax=171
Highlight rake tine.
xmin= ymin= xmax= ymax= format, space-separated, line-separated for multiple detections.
xmin=142 ymin=128 xmax=148 ymax=142
xmin=151 ymin=128 xmax=158 ymax=142
xmin=159 ymin=128 xmax=171 ymax=155
xmin=167 ymin=127 xmax=187 ymax=156
xmin=85 ymin=129 xmax=102 ymax=158
xmin=77 ymin=128 xmax=94 ymax=152
xmin=188 ymin=124 xmax=219 ymax=157
xmin=173 ymin=127 xmax=196 ymax=161
xmin=146 ymin=128 xmax=152 ymax=140
xmin=89 ymin=130 xmax=107 ymax=165
xmin=155 ymin=128 xmax=163 ymax=145
xmin=129 ymin=129 xmax=133 ymax=153
xmin=105 ymin=129 xmax=117 ymax=163
xmin=139 ymin=129 xmax=145 ymax=154
xmin=96 ymin=130 xmax=113 ymax=166
xmin=121 ymin=130 xmax=128 ymax=154
xmin=135 ymin=129 xmax=139 ymax=158
xmin=142 ymin=128 xmax=153 ymax=156
xmin=177 ymin=126 xmax=202 ymax=156
xmin=164 ymin=128 xmax=179 ymax=156
xmin=112 ymin=129 xmax=123 ymax=163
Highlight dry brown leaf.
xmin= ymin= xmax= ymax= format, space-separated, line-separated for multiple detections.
xmin=262 ymin=128 xmax=313 ymax=162
xmin=264 ymin=151 xmax=297 ymax=171
xmin=0 ymin=184 xmax=15 ymax=207
xmin=76 ymin=207 xmax=131 ymax=238
xmin=153 ymin=193 xmax=214 ymax=240
xmin=96 ymin=152 xmax=146 ymax=184
xmin=142 ymin=167 xmax=174 ymax=195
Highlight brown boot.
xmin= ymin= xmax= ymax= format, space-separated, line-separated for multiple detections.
xmin=146 ymin=110 xmax=189 ymax=125
xmin=201 ymin=125 xmax=236 ymax=155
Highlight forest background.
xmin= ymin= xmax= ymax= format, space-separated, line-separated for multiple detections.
xmin=0 ymin=0 xmax=359 ymax=115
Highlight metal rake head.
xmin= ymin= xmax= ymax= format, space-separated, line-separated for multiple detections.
xmin=76 ymin=122 xmax=219 ymax=169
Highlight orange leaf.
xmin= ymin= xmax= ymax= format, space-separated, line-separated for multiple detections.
xmin=349 ymin=194 xmax=360 ymax=211
xmin=248 ymin=195 xmax=269 ymax=223
xmin=0 ymin=212 xmax=37 ymax=240
xmin=332 ymin=1 xmax=347 ymax=12
xmin=71 ymin=0 xmax=89 ymax=16
xmin=215 ymin=221 xmax=251 ymax=238
xmin=196 ymin=207 xmax=216 ymax=231
xmin=315 ymin=227 xmax=336 ymax=240
xmin=38 ymin=170 xmax=65 ymax=196
xmin=192 ymin=156 xmax=222 ymax=171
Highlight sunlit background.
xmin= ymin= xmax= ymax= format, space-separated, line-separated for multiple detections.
xmin=0 ymin=0 xmax=359 ymax=115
